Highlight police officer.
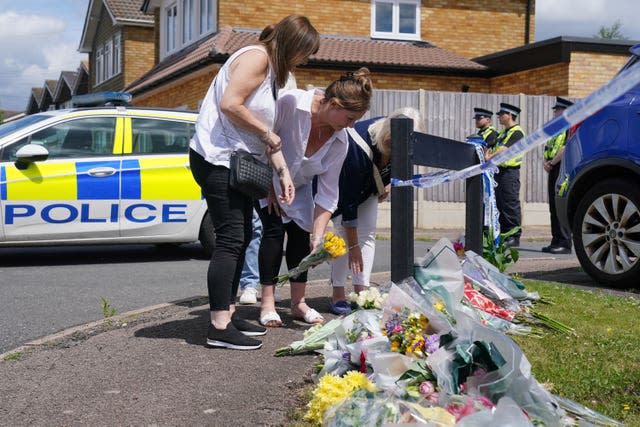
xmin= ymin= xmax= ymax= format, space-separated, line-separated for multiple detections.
xmin=542 ymin=97 xmax=573 ymax=254
xmin=473 ymin=107 xmax=498 ymax=146
xmin=486 ymin=102 xmax=525 ymax=248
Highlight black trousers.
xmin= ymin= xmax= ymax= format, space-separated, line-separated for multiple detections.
xmin=189 ymin=149 xmax=253 ymax=311
xmin=548 ymin=164 xmax=572 ymax=248
xmin=495 ymin=167 xmax=522 ymax=238
xmin=257 ymin=206 xmax=311 ymax=285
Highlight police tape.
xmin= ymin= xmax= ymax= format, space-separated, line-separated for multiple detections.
xmin=391 ymin=59 xmax=640 ymax=189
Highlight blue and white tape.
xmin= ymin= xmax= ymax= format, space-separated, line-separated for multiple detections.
xmin=392 ymin=59 xmax=640 ymax=188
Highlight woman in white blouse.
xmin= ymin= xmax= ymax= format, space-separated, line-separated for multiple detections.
xmin=257 ymin=68 xmax=373 ymax=327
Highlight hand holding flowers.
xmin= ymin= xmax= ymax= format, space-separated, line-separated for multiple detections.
xmin=275 ymin=232 xmax=347 ymax=285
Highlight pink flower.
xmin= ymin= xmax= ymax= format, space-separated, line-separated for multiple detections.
xmin=477 ymin=396 xmax=494 ymax=409
xmin=392 ymin=325 xmax=402 ymax=334
xmin=419 ymin=381 xmax=435 ymax=396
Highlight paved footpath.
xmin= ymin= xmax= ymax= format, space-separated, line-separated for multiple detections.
xmin=0 ymin=229 xmax=636 ymax=426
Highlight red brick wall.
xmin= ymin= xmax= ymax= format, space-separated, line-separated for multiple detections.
xmin=123 ymin=26 xmax=155 ymax=88
xmin=568 ymin=52 xmax=628 ymax=97
xmin=490 ymin=63 xmax=570 ymax=95
xmin=218 ymin=0 xmax=531 ymax=58
xmin=132 ymin=65 xmax=490 ymax=109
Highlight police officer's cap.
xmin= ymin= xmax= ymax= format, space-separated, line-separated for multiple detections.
xmin=497 ymin=102 xmax=521 ymax=117
xmin=552 ymin=97 xmax=573 ymax=110
xmin=473 ymin=108 xmax=493 ymax=119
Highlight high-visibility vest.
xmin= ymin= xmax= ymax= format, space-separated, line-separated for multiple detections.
xmin=495 ymin=124 xmax=525 ymax=167
xmin=544 ymin=131 xmax=567 ymax=161
xmin=478 ymin=125 xmax=498 ymax=143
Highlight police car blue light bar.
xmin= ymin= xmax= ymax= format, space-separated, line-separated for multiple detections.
xmin=71 ymin=92 xmax=132 ymax=107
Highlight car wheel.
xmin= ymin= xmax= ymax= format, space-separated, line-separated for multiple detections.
xmin=199 ymin=212 xmax=215 ymax=257
xmin=572 ymin=178 xmax=640 ymax=287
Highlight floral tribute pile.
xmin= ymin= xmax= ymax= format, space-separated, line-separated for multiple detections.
xmin=276 ymin=239 xmax=622 ymax=426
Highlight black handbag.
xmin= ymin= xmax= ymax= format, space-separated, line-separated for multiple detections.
xmin=229 ymin=150 xmax=272 ymax=199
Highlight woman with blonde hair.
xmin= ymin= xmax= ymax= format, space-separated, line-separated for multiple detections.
xmin=258 ymin=68 xmax=373 ymax=327
xmin=329 ymin=108 xmax=425 ymax=314
xmin=189 ymin=15 xmax=320 ymax=350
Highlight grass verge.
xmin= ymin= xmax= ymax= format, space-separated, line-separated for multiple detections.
xmin=513 ymin=280 xmax=640 ymax=426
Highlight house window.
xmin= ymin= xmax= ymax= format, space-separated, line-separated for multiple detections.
xmin=166 ymin=2 xmax=178 ymax=53
xmin=95 ymin=47 xmax=104 ymax=84
xmin=200 ymin=0 xmax=214 ymax=34
xmin=371 ymin=0 xmax=420 ymax=41
xmin=160 ymin=0 xmax=217 ymax=59
xmin=104 ymin=40 xmax=113 ymax=81
xmin=113 ymin=32 xmax=121 ymax=76
xmin=182 ymin=0 xmax=195 ymax=43
xmin=94 ymin=32 xmax=122 ymax=86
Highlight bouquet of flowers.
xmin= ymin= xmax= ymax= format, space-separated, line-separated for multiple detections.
xmin=383 ymin=308 xmax=432 ymax=358
xmin=275 ymin=232 xmax=347 ymax=285
xmin=304 ymin=371 xmax=377 ymax=425
xmin=348 ymin=287 xmax=388 ymax=310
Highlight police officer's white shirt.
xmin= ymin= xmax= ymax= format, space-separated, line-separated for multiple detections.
xmin=190 ymin=45 xmax=275 ymax=167
xmin=263 ymin=88 xmax=348 ymax=232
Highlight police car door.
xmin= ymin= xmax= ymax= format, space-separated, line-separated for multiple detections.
xmin=0 ymin=116 xmax=121 ymax=242
xmin=120 ymin=116 xmax=200 ymax=239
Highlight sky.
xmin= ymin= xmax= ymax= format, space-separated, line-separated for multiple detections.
xmin=1 ymin=0 xmax=639 ymax=112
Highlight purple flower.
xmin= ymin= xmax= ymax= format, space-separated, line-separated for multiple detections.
xmin=424 ymin=334 xmax=440 ymax=354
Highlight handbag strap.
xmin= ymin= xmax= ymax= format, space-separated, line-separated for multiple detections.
xmin=347 ymin=127 xmax=385 ymax=196
xmin=213 ymin=72 xmax=277 ymax=157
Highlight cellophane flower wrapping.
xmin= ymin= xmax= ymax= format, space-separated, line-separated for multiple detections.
xmin=275 ymin=231 xmax=346 ymax=285
xmin=280 ymin=238 xmax=621 ymax=426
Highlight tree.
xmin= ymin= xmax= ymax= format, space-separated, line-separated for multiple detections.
xmin=595 ymin=20 xmax=628 ymax=40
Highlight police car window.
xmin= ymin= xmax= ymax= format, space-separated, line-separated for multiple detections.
xmin=131 ymin=118 xmax=195 ymax=155
xmin=0 ymin=117 xmax=116 ymax=161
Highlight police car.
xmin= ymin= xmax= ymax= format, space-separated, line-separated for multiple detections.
xmin=0 ymin=93 xmax=215 ymax=254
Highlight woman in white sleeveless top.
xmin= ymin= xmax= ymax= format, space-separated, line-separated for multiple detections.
xmin=189 ymin=15 xmax=319 ymax=350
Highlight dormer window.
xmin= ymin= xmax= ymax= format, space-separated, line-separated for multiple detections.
xmin=160 ymin=0 xmax=217 ymax=58
xmin=371 ymin=0 xmax=420 ymax=41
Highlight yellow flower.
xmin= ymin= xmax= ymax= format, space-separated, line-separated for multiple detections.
xmin=304 ymin=372 xmax=376 ymax=425
xmin=434 ymin=302 xmax=445 ymax=312
xmin=323 ymin=232 xmax=347 ymax=258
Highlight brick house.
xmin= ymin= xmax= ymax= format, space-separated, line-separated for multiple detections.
xmin=126 ymin=0 xmax=635 ymax=110
xmin=78 ymin=0 xmax=156 ymax=93
xmin=127 ymin=0 xmax=537 ymax=109
xmin=26 ymin=61 xmax=89 ymax=114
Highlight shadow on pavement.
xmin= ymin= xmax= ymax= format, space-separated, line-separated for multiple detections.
xmin=134 ymin=296 xmax=333 ymax=345
xmin=521 ymin=267 xmax=640 ymax=298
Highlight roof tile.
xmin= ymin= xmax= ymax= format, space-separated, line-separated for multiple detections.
xmin=127 ymin=27 xmax=486 ymax=94
xmin=106 ymin=0 xmax=154 ymax=24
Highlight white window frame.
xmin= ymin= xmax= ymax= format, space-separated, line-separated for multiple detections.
xmin=200 ymin=0 xmax=215 ymax=35
xmin=160 ymin=0 xmax=217 ymax=60
xmin=104 ymin=39 xmax=113 ymax=80
xmin=182 ymin=0 xmax=195 ymax=44
xmin=94 ymin=32 xmax=122 ymax=86
xmin=371 ymin=0 xmax=421 ymax=41
xmin=113 ymin=32 xmax=121 ymax=76
xmin=95 ymin=47 xmax=104 ymax=84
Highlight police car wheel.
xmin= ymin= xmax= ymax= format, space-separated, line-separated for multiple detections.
xmin=572 ymin=178 xmax=640 ymax=288
xmin=199 ymin=212 xmax=216 ymax=257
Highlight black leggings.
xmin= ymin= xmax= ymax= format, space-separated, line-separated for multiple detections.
xmin=257 ymin=206 xmax=311 ymax=284
xmin=189 ymin=149 xmax=253 ymax=311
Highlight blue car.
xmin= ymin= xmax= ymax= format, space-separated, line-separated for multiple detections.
xmin=556 ymin=43 xmax=640 ymax=287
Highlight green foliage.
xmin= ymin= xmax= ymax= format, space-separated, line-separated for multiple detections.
xmin=595 ymin=20 xmax=628 ymax=40
xmin=3 ymin=351 xmax=23 ymax=361
xmin=482 ymin=227 xmax=520 ymax=272
xmin=514 ymin=281 xmax=640 ymax=426
xmin=100 ymin=297 xmax=117 ymax=319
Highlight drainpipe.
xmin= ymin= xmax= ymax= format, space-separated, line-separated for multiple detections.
xmin=524 ymin=0 xmax=532 ymax=44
